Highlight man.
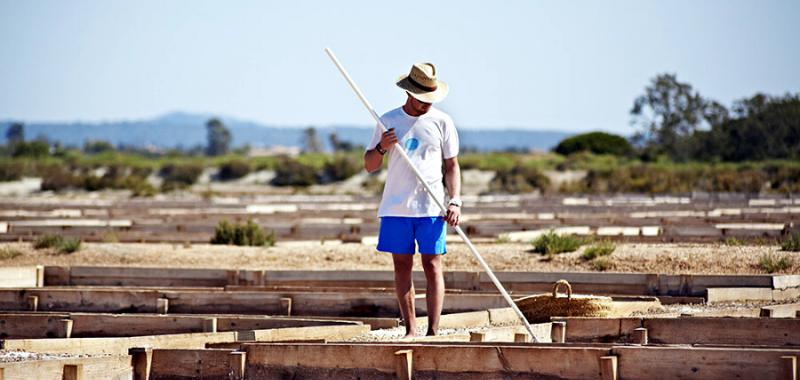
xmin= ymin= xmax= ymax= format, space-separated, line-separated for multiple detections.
xmin=363 ymin=62 xmax=461 ymax=338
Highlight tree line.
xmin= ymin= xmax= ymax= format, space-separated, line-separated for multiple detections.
xmin=555 ymin=73 xmax=799 ymax=162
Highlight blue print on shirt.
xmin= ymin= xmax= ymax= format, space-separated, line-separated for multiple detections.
xmin=404 ymin=138 xmax=419 ymax=152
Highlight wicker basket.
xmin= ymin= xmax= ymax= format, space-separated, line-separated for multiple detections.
xmin=514 ymin=280 xmax=614 ymax=323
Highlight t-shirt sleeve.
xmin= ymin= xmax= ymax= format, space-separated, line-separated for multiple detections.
xmin=365 ymin=123 xmax=382 ymax=153
xmin=441 ymin=115 xmax=459 ymax=159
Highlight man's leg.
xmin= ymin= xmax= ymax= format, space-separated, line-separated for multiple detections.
xmin=392 ymin=253 xmax=417 ymax=338
xmin=421 ymin=254 xmax=444 ymax=336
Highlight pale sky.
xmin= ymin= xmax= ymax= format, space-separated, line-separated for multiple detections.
xmin=1 ymin=0 xmax=798 ymax=134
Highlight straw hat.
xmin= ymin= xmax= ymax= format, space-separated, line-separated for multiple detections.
xmin=396 ymin=62 xmax=449 ymax=103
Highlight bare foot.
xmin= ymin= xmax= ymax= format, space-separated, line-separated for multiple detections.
xmin=426 ymin=330 xmax=438 ymax=337
xmin=402 ymin=333 xmax=418 ymax=339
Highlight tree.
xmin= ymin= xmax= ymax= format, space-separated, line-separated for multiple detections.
xmin=5 ymin=122 xmax=24 ymax=146
xmin=711 ymin=94 xmax=800 ymax=161
xmin=302 ymin=126 xmax=323 ymax=153
xmin=205 ymin=118 xmax=231 ymax=156
xmin=630 ymin=73 xmax=727 ymax=161
xmin=554 ymin=131 xmax=633 ymax=156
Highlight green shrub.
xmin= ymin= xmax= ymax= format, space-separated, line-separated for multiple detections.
xmin=582 ymin=241 xmax=616 ymax=260
xmin=271 ymin=158 xmax=318 ymax=187
xmin=782 ymin=234 xmax=800 ymax=252
xmin=118 ymin=176 xmax=156 ymax=197
xmin=211 ymin=220 xmax=276 ymax=247
xmin=218 ymin=159 xmax=252 ymax=181
xmin=0 ymin=247 xmax=22 ymax=260
xmin=34 ymin=235 xmax=64 ymax=249
xmin=759 ymin=253 xmax=793 ymax=273
xmin=12 ymin=141 xmax=50 ymax=158
xmin=554 ymin=131 xmax=633 ymax=156
xmin=532 ymin=232 xmax=584 ymax=258
xmin=489 ymin=165 xmax=550 ymax=193
xmin=590 ymin=257 xmax=613 ymax=271
xmin=160 ymin=163 xmax=204 ymax=191
xmin=322 ymin=154 xmax=361 ymax=182
xmin=56 ymin=238 xmax=82 ymax=254
xmin=0 ymin=161 xmax=26 ymax=181
xmin=40 ymin=166 xmax=80 ymax=192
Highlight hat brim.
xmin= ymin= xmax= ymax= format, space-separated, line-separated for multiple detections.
xmin=396 ymin=74 xmax=449 ymax=103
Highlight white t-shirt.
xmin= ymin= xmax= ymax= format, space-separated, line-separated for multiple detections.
xmin=366 ymin=106 xmax=459 ymax=217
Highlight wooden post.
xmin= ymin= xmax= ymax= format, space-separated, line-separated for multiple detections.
xmin=394 ymin=349 xmax=413 ymax=380
xmin=129 ymin=347 xmax=153 ymax=380
xmin=157 ymin=298 xmax=169 ymax=314
xmin=203 ymin=317 xmax=218 ymax=333
xmin=469 ymin=332 xmax=486 ymax=342
xmin=599 ymin=356 xmax=618 ymax=380
xmin=550 ymin=321 xmax=566 ymax=343
xmin=58 ymin=319 xmax=74 ymax=338
xmin=514 ymin=333 xmax=530 ymax=343
xmin=253 ymin=270 xmax=265 ymax=286
xmin=62 ymin=364 xmax=82 ymax=380
xmin=1 ymin=367 xmax=5 ymax=380
xmin=782 ymin=356 xmax=797 ymax=380
xmin=280 ymin=297 xmax=292 ymax=316
xmin=26 ymin=295 xmax=38 ymax=311
xmin=230 ymin=352 xmax=246 ymax=380
xmin=35 ymin=265 xmax=45 ymax=287
xmin=633 ymin=327 xmax=648 ymax=345
xmin=227 ymin=270 xmax=240 ymax=286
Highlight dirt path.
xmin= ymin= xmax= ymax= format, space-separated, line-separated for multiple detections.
xmin=1 ymin=241 xmax=797 ymax=275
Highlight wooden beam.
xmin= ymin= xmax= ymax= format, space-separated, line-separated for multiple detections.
xmin=0 ymin=356 xmax=131 ymax=379
xmin=0 ymin=324 xmax=370 ymax=355
xmin=150 ymin=349 xmax=240 ymax=379
xmin=613 ymin=346 xmax=800 ymax=380
xmin=242 ymin=343 xmax=610 ymax=378
xmin=706 ymin=287 xmax=773 ymax=303
xmin=0 ymin=267 xmax=40 ymax=288
xmin=643 ymin=317 xmax=800 ymax=346
xmin=761 ymin=303 xmax=800 ymax=318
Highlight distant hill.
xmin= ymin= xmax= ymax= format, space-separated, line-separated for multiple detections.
xmin=1 ymin=112 xmax=575 ymax=152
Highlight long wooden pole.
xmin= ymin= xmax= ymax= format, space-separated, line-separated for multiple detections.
xmin=324 ymin=47 xmax=537 ymax=341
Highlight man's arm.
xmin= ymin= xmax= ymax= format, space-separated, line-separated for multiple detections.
xmin=443 ymin=156 xmax=461 ymax=226
xmin=364 ymin=128 xmax=398 ymax=173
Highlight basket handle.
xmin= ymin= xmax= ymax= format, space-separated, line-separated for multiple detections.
xmin=552 ymin=279 xmax=572 ymax=300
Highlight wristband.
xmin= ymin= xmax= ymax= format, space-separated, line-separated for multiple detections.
xmin=375 ymin=143 xmax=386 ymax=155
xmin=448 ymin=198 xmax=462 ymax=207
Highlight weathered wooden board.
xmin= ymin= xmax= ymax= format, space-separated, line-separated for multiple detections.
xmin=0 ymin=325 xmax=370 ymax=355
xmin=150 ymin=349 xmax=241 ymax=380
xmin=613 ymin=346 xmax=800 ymax=380
xmin=243 ymin=343 xmax=610 ymax=379
xmin=0 ymin=355 xmax=132 ymax=380
xmin=0 ymin=267 xmax=41 ymax=288
xmin=644 ymin=317 xmax=800 ymax=346
xmin=761 ymin=303 xmax=800 ymax=318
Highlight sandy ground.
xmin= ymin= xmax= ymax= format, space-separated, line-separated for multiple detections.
xmin=1 ymin=241 xmax=798 ymax=275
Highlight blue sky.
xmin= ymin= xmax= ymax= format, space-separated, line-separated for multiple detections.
xmin=1 ymin=0 xmax=798 ymax=134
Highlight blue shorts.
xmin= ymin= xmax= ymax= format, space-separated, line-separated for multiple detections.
xmin=377 ymin=216 xmax=447 ymax=255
